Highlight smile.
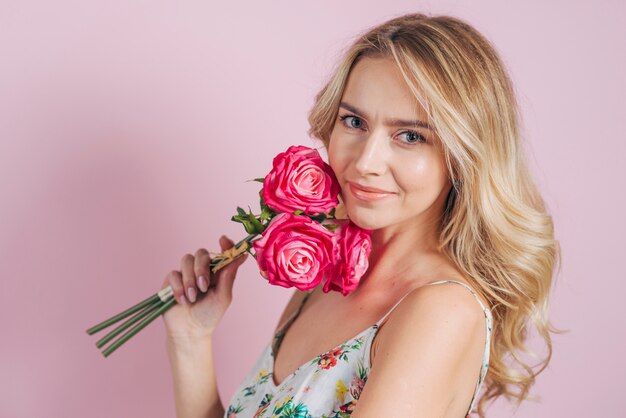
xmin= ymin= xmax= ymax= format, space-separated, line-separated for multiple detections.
xmin=348 ymin=182 xmax=395 ymax=202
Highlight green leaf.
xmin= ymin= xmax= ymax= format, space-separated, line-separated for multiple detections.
xmin=237 ymin=206 xmax=246 ymax=216
xmin=293 ymin=210 xmax=304 ymax=216
xmin=329 ymin=207 xmax=336 ymax=218
xmin=310 ymin=213 xmax=327 ymax=223
xmin=249 ymin=215 xmax=265 ymax=234
xmin=242 ymin=220 xmax=256 ymax=234
xmin=260 ymin=206 xmax=272 ymax=222
xmin=259 ymin=196 xmax=278 ymax=218
xmin=254 ymin=177 xmax=265 ymax=183
xmin=259 ymin=194 xmax=265 ymax=207
xmin=323 ymin=223 xmax=339 ymax=233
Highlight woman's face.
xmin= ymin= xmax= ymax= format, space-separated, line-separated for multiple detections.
xmin=328 ymin=56 xmax=451 ymax=233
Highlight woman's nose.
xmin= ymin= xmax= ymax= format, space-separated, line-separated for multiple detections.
xmin=353 ymin=131 xmax=390 ymax=177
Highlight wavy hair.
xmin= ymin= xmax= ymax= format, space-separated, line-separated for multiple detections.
xmin=307 ymin=12 xmax=564 ymax=417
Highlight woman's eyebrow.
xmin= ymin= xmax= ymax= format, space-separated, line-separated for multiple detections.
xmin=339 ymin=101 xmax=434 ymax=131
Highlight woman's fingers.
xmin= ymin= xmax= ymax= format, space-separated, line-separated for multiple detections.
xmin=219 ymin=235 xmax=234 ymax=251
xmin=215 ymin=235 xmax=248 ymax=302
xmin=164 ymin=270 xmax=187 ymax=305
xmin=168 ymin=238 xmax=245 ymax=308
xmin=180 ymin=253 xmax=198 ymax=303
xmin=194 ymin=248 xmax=211 ymax=293
xmin=220 ymin=252 xmax=248 ymax=301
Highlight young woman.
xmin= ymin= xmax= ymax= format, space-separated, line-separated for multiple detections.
xmin=160 ymin=13 xmax=561 ymax=418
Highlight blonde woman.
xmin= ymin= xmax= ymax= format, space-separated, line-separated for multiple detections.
xmin=161 ymin=13 xmax=561 ymax=418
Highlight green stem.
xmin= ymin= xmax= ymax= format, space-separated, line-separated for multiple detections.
xmin=102 ymin=298 xmax=177 ymax=358
xmin=95 ymin=299 xmax=163 ymax=348
xmin=86 ymin=293 xmax=161 ymax=335
xmin=91 ymin=233 xmax=259 ymax=357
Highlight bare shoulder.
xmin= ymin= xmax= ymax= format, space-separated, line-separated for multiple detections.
xmin=352 ymin=282 xmax=487 ymax=417
xmin=372 ymin=281 xmax=487 ymax=363
xmin=273 ymin=288 xmax=311 ymax=334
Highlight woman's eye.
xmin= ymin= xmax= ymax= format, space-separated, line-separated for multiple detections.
xmin=339 ymin=114 xmax=364 ymax=129
xmin=338 ymin=114 xmax=427 ymax=145
xmin=398 ymin=130 xmax=427 ymax=145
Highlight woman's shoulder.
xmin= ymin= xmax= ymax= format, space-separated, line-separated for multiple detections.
xmin=354 ymin=280 xmax=491 ymax=417
xmin=423 ymin=278 xmax=491 ymax=315
xmin=387 ymin=279 xmax=486 ymax=326
xmin=371 ymin=279 xmax=488 ymax=364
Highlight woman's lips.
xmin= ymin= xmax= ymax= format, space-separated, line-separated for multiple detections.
xmin=348 ymin=182 xmax=395 ymax=202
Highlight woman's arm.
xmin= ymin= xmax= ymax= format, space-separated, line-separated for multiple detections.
xmin=351 ymin=283 xmax=486 ymax=418
xmin=164 ymin=288 xmax=310 ymax=418
xmin=160 ymin=237 xmax=249 ymax=418
xmin=166 ymin=336 xmax=224 ymax=418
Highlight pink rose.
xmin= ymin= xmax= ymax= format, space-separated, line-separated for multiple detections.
xmin=253 ymin=212 xmax=338 ymax=291
xmin=262 ymin=145 xmax=339 ymax=215
xmin=323 ymin=220 xmax=373 ymax=296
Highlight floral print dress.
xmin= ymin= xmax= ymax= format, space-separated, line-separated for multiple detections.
xmin=224 ymin=280 xmax=493 ymax=418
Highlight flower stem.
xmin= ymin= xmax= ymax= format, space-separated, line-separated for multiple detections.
xmin=102 ymin=298 xmax=177 ymax=357
xmin=86 ymin=293 xmax=161 ymax=335
xmin=95 ymin=298 xmax=163 ymax=348
xmin=88 ymin=233 xmax=259 ymax=357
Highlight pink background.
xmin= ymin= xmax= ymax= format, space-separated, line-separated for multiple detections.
xmin=1 ymin=1 xmax=624 ymax=417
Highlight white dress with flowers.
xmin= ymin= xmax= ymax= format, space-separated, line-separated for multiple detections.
xmin=223 ymin=280 xmax=493 ymax=418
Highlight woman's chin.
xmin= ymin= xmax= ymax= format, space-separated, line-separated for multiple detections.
xmin=343 ymin=209 xmax=380 ymax=231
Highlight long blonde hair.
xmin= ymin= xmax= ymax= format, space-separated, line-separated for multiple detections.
xmin=307 ymin=13 xmax=564 ymax=417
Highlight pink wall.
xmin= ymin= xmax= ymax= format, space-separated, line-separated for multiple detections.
xmin=1 ymin=1 xmax=624 ymax=417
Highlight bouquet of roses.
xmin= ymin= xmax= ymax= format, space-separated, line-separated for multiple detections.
xmin=86 ymin=145 xmax=373 ymax=357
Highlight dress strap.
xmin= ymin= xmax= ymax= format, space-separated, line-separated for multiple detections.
xmin=275 ymin=290 xmax=313 ymax=335
xmin=271 ymin=290 xmax=314 ymax=355
xmin=374 ymin=279 xmax=493 ymax=327
xmin=428 ymin=280 xmax=493 ymax=415
xmin=370 ymin=280 xmax=492 ymax=416
xmin=374 ymin=292 xmax=413 ymax=327
xmin=427 ymin=280 xmax=492 ymax=316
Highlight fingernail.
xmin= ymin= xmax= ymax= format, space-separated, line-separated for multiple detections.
xmin=198 ymin=275 xmax=208 ymax=292
xmin=187 ymin=287 xmax=197 ymax=303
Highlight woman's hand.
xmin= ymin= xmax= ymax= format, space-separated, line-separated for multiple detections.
xmin=160 ymin=235 xmax=249 ymax=342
